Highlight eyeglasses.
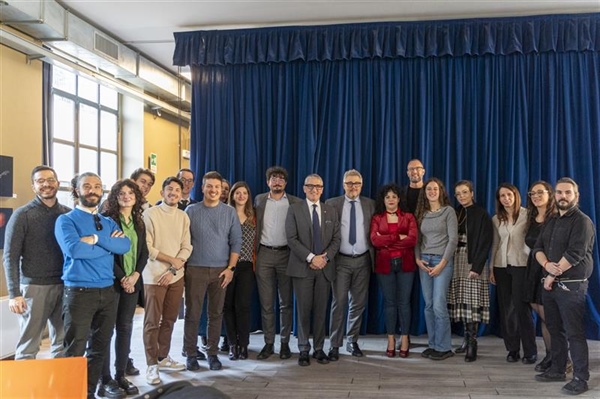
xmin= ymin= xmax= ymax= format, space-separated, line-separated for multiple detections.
xmin=407 ymin=167 xmax=424 ymax=172
xmin=528 ymin=189 xmax=549 ymax=197
xmin=93 ymin=214 xmax=103 ymax=231
xmin=180 ymin=178 xmax=194 ymax=184
xmin=34 ymin=178 xmax=57 ymax=185
xmin=344 ymin=182 xmax=362 ymax=187
xmin=304 ymin=184 xmax=324 ymax=191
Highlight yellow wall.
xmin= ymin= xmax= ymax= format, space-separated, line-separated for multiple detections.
xmin=0 ymin=45 xmax=44 ymax=297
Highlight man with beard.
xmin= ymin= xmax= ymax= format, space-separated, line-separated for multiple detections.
xmin=404 ymin=159 xmax=426 ymax=213
xmin=254 ymin=166 xmax=302 ymax=360
xmin=533 ymin=177 xmax=595 ymax=396
xmin=130 ymin=168 xmax=155 ymax=210
xmin=3 ymin=166 xmax=70 ymax=360
xmin=55 ymin=172 xmax=131 ymax=399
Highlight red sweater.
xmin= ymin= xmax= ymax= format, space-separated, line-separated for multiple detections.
xmin=370 ymin=211 xmax=418 ymax=274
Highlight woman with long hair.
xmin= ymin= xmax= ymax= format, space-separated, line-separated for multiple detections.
xmin=447 ymin=180 xmax=493 ymax=362
xmin=224 ymin=181 xmax=256 ymax=361
xmin=98 ymin=179 xmax=148 ymax=396
xmin=490 ymin=183 xmax=537 ymax=364
xmin=524 ymin=181 xmax=557 ymax=372
xmin=414 ymin=178 xmax=458 ymax=361
xmin=370 ymin=184 xmax=418 ymax=358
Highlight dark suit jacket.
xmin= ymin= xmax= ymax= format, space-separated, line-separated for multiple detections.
xmin=254 ymin=192 xmax=302 ymax=253
xmin=285 ymin=200 xmax=341 ymax=282
xmin=325 ymin=195 xmax=376 ymax=269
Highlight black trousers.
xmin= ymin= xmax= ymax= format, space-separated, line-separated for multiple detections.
xmin=494 ymin=266 xmax=537 ymax=357
xmin=223 ymin=261 xmax=256 ymax=346
xmin=543 ymin=280 xmax=589 ymax=381
xmin=62 ymin=286 xmax=117 ymax=394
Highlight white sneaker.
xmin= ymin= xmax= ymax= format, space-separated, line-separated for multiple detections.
xmin=146 ymin=365 xmax=160 ymax=385
xmin=158 ymin=355 xmax=186 ymax=371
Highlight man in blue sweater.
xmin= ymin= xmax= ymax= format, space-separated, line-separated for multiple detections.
xmin=3 ymin=166 xmax=70 ymax=360
xmin=55 ymin=172 xmax=131 ymax=399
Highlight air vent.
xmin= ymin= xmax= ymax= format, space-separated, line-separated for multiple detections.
xmin=94 ymin=32 xmax=118 ymax=60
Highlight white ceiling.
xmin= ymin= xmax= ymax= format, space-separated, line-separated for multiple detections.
xmin=57 ymin=0 xmax=600 ymax=76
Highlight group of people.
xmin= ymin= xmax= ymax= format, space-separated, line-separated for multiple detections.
xmin=3 ymin=159 xmax=595 ymax=398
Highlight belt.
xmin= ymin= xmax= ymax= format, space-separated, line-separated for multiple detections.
xmin=456 ymin=242 xmax=467 ymax=248
xmin=260 ymin=244 xmax=289 ymax=251
xmin=339 ymin=252 xmax=368 ymax=258
xmin=65 ymin=285 xmax=114 ymax=292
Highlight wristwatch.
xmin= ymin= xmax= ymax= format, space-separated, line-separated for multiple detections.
xmin=227 ymin=265 xmax=236 ymax=272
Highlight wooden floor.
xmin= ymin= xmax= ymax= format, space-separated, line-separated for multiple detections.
xmin=37 ymin=309 xmax=600 ymax=399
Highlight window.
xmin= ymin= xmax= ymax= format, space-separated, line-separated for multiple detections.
xmin=49 ymin=65 xmax=120 ymax=205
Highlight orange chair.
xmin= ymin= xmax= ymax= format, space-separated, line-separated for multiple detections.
xmin=0 ymin=357 xmax=87 ymax=398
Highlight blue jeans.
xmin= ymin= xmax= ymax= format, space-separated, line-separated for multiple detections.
xmin=377 ymin=264 xmax=414 ymax=336
xmin=418 ymin=254 xmax=453 ymax=352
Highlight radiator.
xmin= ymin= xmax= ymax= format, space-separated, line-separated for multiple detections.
xmin=1 ymin=296 xmax=20 ymax=359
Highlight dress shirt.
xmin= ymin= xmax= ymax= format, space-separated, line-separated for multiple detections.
xmin=339 ymin=196 xmax=368 ymax=256
xmin=261 ymin=193 xmax=290 ymax=246
xmin=305 ymin=199 xmax=321 ymax=262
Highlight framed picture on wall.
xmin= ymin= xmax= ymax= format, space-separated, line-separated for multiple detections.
xmin=0 ymin=155 xmax=14 ymax=197
xmin=0 ymin=208 xmax=13 ymax=250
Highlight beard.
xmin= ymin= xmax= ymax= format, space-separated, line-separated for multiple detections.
xmin=80 ymin=194 xmax=101 ymax=208
xmin=557 ymin=198 xmax=577 ymax=211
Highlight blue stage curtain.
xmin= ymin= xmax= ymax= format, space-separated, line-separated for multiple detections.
xmin=174 ymin=14 xmax=600 ymax=340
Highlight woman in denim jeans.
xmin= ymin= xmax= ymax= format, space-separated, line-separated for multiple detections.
xmin=371 ymin=184 xmax=418 ymax=358
xmin=415 ymin=178 xmax=458 ymax=360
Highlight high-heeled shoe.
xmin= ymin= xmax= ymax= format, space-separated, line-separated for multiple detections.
xmin=386 ymin=348 xmax=396 ymax=358
xmin=399 ymin=337 xmax=410 ymax=358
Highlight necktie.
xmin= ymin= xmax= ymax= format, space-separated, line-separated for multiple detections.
xmin=181 ymin=199 xmax=188 ymax=208
xmin=312 ymin=204 xmax=323 ymax=254
xmin=349 ymin=200 xmax=357 ymax=245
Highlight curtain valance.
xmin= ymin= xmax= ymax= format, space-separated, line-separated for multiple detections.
xmin=173 ymin=13 xmax=600 ymax=66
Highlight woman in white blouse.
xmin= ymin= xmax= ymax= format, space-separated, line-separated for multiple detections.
xmin=490 ymin=183 xmax=537 ymax=364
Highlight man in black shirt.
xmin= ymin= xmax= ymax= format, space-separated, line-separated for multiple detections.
xmin=532 ymin=177 xmax=595 ymax=396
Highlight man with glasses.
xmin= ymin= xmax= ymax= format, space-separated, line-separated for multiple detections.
xmin=286 ymin=174 xmax=341 ymax=366
xmin=176 ymin=169 xmax=198 ymax=210
xmin=55 ymin=172 xmax=131 ymax=399
xmin=3 ymin=166 xmax=70 ymax=360
xmin=254 ymin=166 xmax=302 ymax=360
xmin=404 ymin=159 xmax=426 ymax=213
xmin=533 ymin=177 xmax=595 ymax=395
xmin=325 ymin=169 xmax=375 ymax=359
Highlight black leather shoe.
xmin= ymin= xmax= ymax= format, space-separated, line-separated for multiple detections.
xmin=186 ymin=356 xmax=200 ymax=371
xmin=535 ymin=371 xmax=566 ymax=382
xmin=279 ymin=342 xmax=292 ymax=359
xmin=535 ymin=354 xmax=552 ymax=372
xmin=328 ymin=347 xmax=339 ymax=361
xmin=220 ymin=337 xmax=229 ymax=352
xmin=125 ymin=358 xmax=139 ymax=376
xmin=97 ymin=379 xmax=126 ymax=399
xmin=239 ymin=346 xmax=248 ymax=360
xmin=298 ymin=351 xmax=310 ymax=367
xmin=229 ymin=345 xmax=239 ymax=361
xmin=116 ymin=376 xmax=139 ymax=396
xmin=346 ymin=342 xmax=364 ymax=357
xmin=257 ymin=343 xmax=274 ymax=360
xmin=208 ymin=355 xmax=222 ymax=370
xmin=312 ymin=349 xmax=330 ymax=365
xmin=506 ymin=351 xmax=520 ymax=363
xmin=562 ymin=377 xmax=589 ymax=395
xmin=182 ymin=346 xmax=206 ymax=360
xmin=522 ymin=354 xmax=537 ymax=364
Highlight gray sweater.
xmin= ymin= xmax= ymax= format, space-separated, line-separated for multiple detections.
xmin=2 ymin=197 xmax=70 ymax=298
xmin=416 ymin=205 xmax=458 ymax=261
xmin=186 ymin=201 xmax=242 ymax=267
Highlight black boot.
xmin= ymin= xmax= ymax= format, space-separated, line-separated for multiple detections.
xmin=465 ymin=323 xmax=478 ymax=362
xmin=456 ymin=323 xmax=468 ymax=354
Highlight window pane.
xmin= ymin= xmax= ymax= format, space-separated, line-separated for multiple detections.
xmin=100 ymin=85 xmax=118 ymax=110
xmin=79 ymin=104 xmax=98 ymax=146
xmin=56 ymin=190 xmax=75 ymax=209
xmin=101 ymin=152 xmax=117 ymax=189
xmin=52 ymin=143 xmax=75 ymax=183
xmin=52 ymin=95 xmax=75 ymax=141
xmin=52 ymin=66 xmax=76 ymax=94
xmin=100 ymin=111 xmax=118 ymax=151
xmin=78 ymin=76 xmax=98 ymax=102
xmin=79 ymin=148 xmax=98 ymax=175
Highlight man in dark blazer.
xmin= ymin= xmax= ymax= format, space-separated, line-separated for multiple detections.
xmin=325 ymin=169 xmax=375 ymax=359
xmin=254 ymin=166 xmax=302 ymax=360
xmin=286 ymin=174 xmax=341 ymax=366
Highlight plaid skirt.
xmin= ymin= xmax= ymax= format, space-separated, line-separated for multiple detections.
xmin=447 ymin=235 xmax=490 ymax=324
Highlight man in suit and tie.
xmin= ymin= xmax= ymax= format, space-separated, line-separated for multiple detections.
xmin=286 ymin=174 xmax=341 ymax=366
xmin=176 ymin=169 xmax=198 ymax=210
xmin=325 ymin=169 xmax=375 ymax=359
xmin=254 ymin=166 xmax=302 ymax=360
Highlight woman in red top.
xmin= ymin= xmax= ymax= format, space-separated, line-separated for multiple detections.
xmin=371 ymin=184 xmax=418 ymax=358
